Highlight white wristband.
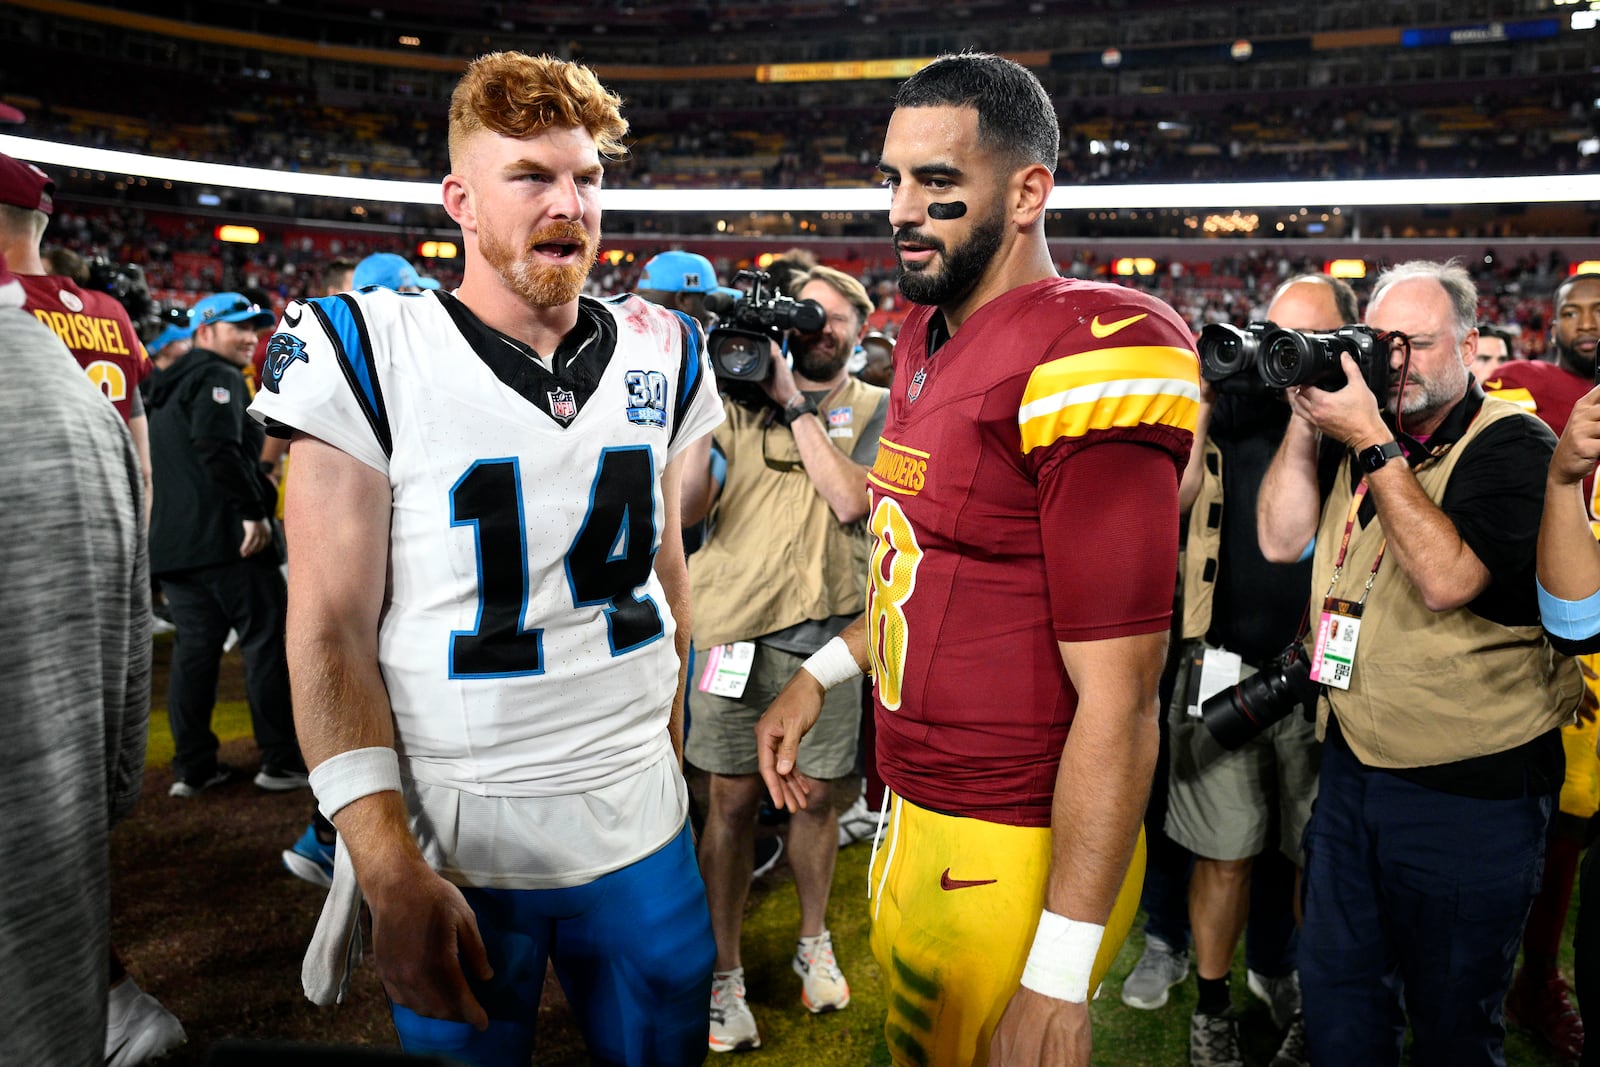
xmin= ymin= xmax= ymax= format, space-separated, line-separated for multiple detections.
xmin=308 ymin=746 xmax=402 ymax=822
xmin=800 ymin=635 xmax=863 ymax=691
xmin=1019 ymin=910 xmax=1105 ymax=1004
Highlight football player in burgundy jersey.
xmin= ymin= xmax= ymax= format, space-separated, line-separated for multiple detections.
xmin=756 ymin=53 xmax=1197 ymax=1067
xmin=0 ymin=152 xmax=152 ymax=521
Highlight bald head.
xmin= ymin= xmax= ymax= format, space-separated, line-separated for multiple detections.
xmin=1266 ymin=278 xmax=1350 ymax=332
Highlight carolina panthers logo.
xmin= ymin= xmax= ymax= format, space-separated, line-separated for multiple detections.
xmin=262 ymin=331 xmax=309 ymax=394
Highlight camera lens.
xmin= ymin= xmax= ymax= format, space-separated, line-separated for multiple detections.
xmin=713 ymin=334 xmax=766 ymax=379
xmin=1197 ymin=323 xmax=1259 ymax=382
xmin=1200 ymin=643 xmax=1318 ymax=750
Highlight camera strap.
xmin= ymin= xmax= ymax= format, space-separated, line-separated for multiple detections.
xmin=1309 ymin=478 xmax=1385 ymax=691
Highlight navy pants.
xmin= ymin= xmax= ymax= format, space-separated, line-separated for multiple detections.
xmin=1300 ymin=733 xmax=1550 ymax=1067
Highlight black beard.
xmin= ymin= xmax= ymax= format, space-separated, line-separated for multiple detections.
xmin=1555 ymin=336 xmax=1599 ymax=381
xmin=895 ymin=210 xmax=1004 ymax=307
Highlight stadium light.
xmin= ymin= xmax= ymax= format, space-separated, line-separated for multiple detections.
xmin=214 ymin=224 xmax=261 ymax=244
xmin=1325 ymin=259 xmax=1367 ymax=279
xmin=5 ymin=134 xmax=1600 ymax=212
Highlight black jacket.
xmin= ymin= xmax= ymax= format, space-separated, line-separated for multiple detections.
xmin=145 ymin=347 xmax=278 ymax=576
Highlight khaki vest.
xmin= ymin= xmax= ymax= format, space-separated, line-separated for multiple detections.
xmin=1182 ymin=440 xmax=1224 ymax=641
xmin=689 ymin=377 xmax=887 ymax=648
xmin=1311 ymin=396 xmax=1581 ymax=768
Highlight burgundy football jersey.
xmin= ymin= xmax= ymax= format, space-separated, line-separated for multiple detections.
xmin=1484 ymin=359 xmax=1596 ymax=520
xmin=866 ymin=277 xmax=1197 ymax=826
xmin=21 ymin=274 xmax=149 ymax=423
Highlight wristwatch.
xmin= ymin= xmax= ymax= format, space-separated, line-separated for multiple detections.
xmin=1356 ymin=439 xmax=1405 ymax=473
xmin=779 ymin=395 xmax=819 ymax=427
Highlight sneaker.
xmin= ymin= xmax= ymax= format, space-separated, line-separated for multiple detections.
xmin=1247 ymin=969 xmax=1302 ymax=1032
xmin=106 ymin=979 xmax=186 ymax=1067
xmin=1190 ymin=1007 xmax=1245 ymax=1067
xmin=167 ymin=763 xmax=234 ymax=798
xmin=837 ymin=792 xmax=881 ymax=848
xmin=149 ymin=613 xmax=175 ymax=636
xmin=1121 ymin=934 xmax=1190 ymax=1010
xmin=1269 ymin=1012 xmax=1309 ymax=1067
xmin=793 ymin=929 xmax=850 ymax=1013
xmin=254 ymin=763 xmax=310 ymax=791
xmin=708 ymin=968 xmax=760 ymax=1053
xmin=281 ymin=822 xmax=335 ymax=887
xmin=757 ymin=796 xmax=790 ymax=827
xmin=751 ymin=835 xmax=784 ymax=880
xmin=1506 ymin=967 xmax=1585 ymax=1061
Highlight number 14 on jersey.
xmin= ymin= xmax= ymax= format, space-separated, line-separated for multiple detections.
xmin=448 ymin=447 xmax=664 ymax=679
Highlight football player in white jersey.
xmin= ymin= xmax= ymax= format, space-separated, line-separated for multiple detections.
xmin=249 ymin=52 xmax=721 ymax=1066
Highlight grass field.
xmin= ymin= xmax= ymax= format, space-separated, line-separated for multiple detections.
xmin=121 ymin=640 xmax=1578 ymax=1065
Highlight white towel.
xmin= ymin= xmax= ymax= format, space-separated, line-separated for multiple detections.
xmin=302 ymin=835 xmax=365 ymax=1006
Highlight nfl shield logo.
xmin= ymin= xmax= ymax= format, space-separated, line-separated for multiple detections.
xmin=906 ymin=368 xmax=927 ymax=404
xmin=211 ymin=386 xmax=232 ymax=404
xmin=548 ymin=388 xmax=577 ymax=421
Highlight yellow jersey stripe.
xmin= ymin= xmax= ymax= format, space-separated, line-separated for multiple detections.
xmin=1487 ymin=387 xmax=1537 ymax=413
xmin=1021 ymin=344 xmax=1199 ymax=410
xmin=1019 ymin=388 xmax=1199 ymax=453
xmin=877 ymin=439 xmax=930 ymax=459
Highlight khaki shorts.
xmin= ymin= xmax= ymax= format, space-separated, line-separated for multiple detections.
xmin=1164 ymin=641 xmax=1320 ymax=865
xmin=686 ymin=642 xmax=861 ymax=779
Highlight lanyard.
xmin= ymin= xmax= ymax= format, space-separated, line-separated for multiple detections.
xmin=1324 ymin=477 xmax=1386 ymax=606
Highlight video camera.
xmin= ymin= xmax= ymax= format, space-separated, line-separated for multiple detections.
xmin=703 ymin=270 xmax=826 ymax=381
xmin=1198 ymin=321 xmax=1394 ymax=398
xmin=85 ymin=257 xmax=158 ymax=338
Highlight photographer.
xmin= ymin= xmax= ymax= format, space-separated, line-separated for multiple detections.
xmin=1257 ymin=260 xmax=1582 ymax=1067
xmin=1162 ymin=274 xmax=1357 ymax=1067
xmin=680 ymin=264 xmax=886 ymax=1052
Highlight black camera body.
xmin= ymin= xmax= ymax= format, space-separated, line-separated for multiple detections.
xmin=86 ymin=254 xmax=155 ymax=329
xmin=1260 ymin=324 xmax=1392 ymax=396
xmin=1198 ymin=321 xmax=1394 ymax=399
xmin=1200 ymin=641 xmax=1321 ymax=750
xmin=1197 ymin=321 xmax=1277 ymax=397
xmin=704 ymin=270 xmax=826 ymax=381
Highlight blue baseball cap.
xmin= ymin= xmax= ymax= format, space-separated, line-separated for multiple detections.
xmin=147 ymin=321 xmax=193 ymax=357
xmin=639 ymin=250 xmax=739 ymax=298
xmin=354 ymin=252 xmax=440 ymax=292
xmin=190 ymin=292 xmax=274 ymax=330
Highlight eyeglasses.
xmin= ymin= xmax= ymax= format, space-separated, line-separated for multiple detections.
xmin=762 ymin=421 xmax=805 ymax=473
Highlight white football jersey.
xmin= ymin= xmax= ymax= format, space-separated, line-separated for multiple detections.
xmin=250 ymin=288 xmax=721 ymax=886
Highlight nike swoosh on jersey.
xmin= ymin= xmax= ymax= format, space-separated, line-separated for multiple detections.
xmin=939 ymin=868 xmax=998 ymax=891
xmin=1090 ymin=312 xmax=1148 ymax=338
xmin=283 ymin=305 xmax=302 ymax=328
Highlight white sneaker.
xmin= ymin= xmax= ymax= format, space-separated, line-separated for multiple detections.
xmin=794 ymin=930 xmax=851 ymax=1013
xmin=106 ymin=979 xmax=186 ymax=1067
xmin=836 ymin=792 xmax=880 ymax=848
xmin=709 ymin=968 xmax=761 ymax=1053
